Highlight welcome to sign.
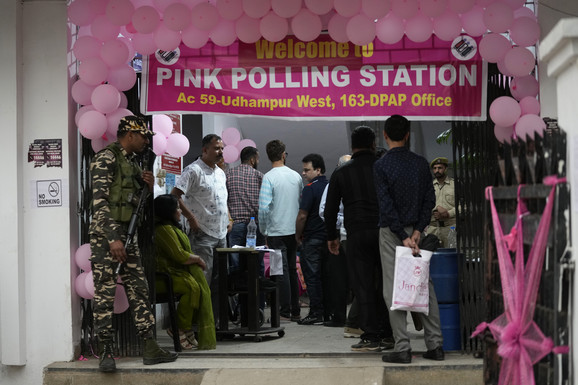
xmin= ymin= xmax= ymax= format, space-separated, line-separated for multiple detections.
xmin=141 ymin=35 xmax=487 ymax=121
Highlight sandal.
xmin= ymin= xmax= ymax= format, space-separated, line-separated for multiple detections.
xmin=184 ymin=330 xmax=198 ymax=348
xmin=166 ymin=329 xmax=194 ymax=350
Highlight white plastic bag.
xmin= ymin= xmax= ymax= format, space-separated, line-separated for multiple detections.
xmin=390 ymin=246 xmax=433 ymax=315
xmin=269 ymin=249 xmax=283 ymax=276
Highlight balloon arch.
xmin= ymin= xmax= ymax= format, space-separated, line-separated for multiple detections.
xmin=69 ymin=0 xmax=542 ymax=163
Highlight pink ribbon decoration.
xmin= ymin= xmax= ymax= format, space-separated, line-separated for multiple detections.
xmin=474 ymin=176 xmax=569 ymax=385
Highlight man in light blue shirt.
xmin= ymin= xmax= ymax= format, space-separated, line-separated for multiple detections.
xmin=259 ymin=140 xmax=303 ymax=321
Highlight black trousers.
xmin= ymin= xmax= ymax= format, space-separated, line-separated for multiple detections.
xmin=346 ymin=228 xmax=392 ymax=341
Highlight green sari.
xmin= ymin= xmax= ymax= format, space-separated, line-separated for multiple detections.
xmin=155 ymin=219 xmax=216 ymax=350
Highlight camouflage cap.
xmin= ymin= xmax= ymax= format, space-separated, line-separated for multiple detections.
xmin=118 ymin=116 xmax=155 ymax=136
xmin=430 ymin=157 xmax=449 ymax=168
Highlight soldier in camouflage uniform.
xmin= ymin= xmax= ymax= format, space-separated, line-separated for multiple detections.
xmin=89 ymin=116 xmax=178 ymax=372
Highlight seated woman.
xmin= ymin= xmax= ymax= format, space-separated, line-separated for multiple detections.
xmin=154 ymin=194 xmax=216 ymax=350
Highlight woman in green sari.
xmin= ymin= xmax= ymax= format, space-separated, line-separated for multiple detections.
xmin=154 ymin=194 xmax=216 ymax=350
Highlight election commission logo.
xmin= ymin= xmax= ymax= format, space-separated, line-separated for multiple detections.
xmin=156 ymin=48 xmax=180 ymax=65
xmin=451 ymin=35 xmax=477 ymax=61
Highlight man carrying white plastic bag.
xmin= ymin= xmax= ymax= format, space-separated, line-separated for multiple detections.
xmin=374 ymin=115 xmax=444 ymax=364
xmin=391 ymin=247 xmax=433 ymax=315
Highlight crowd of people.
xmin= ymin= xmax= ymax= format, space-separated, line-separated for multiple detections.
xmin=88 ymin=114 xmax=456 ymax=372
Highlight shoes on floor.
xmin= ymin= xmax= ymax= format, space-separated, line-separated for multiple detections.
xmin=351 ymin=338 xmax=382 ymax=352
xmin=343 ymin=326 xmax=363 ymax=338
xmin=422 ymin=346 xmax=445 ymax=361
xmin=297 ymin=313 xmax=323 ymax=325
xmin=280 ymin=314 xmax=302 ymax=322
xmin=323 ymin=320 xmax=345 ymax=327
xmin=382 ymin=350 xmax=412 ymax=364
xmin=380 ymin=336 xmax=395 ymax=350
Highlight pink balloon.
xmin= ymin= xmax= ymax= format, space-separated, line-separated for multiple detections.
xmin=346 ymin=14 xmax=376 ymax=46
xmin=182 ymin=24 xmax=210 ymax=48
xmin=476 ymin=0 xmax=497 ymax=7
xmin=210 ymin=20 xmax=237 ymax=47
xmin=100 ymin=39 xmax=130 ymax=67
xmin=461 ymin=5 xmax=487 ymax=37
xmin=79 ymin=110 xmax=108 ymax=140
xmin=132 ymin=32 xmax=158 ymax=55
xmin=85 ymin=271 xmax=95 ymax=298
xmin=107 ymin=64 xmax=137 ymax=91
xmin=153 ymin=114 xmax=174 ymax=137
xmin=420 ymin=0 xmax=447 ymax=18
xmin=153 ymin=0 xmax=175 ymax=12
xmin=217 ymin=0 xmax=244 ymax=20
xmin=305 ymin=0 xmax=334 ymax=15
xmin=119 ymin=36 xmax=136 ymax=63
xmin=509 ymin=75 xmax=539 ymax=100
xmin=515 ymin=114 xmax=545 ymax=140
xmin=392 ymin=0 xmax=418 ymax=19
xmin=105 ymin=0 xmax=135 ymax=26
xmin=153 ymin=133 xmax=168 ymax=155
xmin=405 ymin=13 xmax=433 ymax=43
xmin=92 ymin=84 xmax=121 ymax=114
xmin=479 ymin=33 xmax=511 ymax=63
xmin=489 ymin=96 xmax=521 ymax=127
xmin=78 ymin=57 xmax=109 ymax=85
xmin=75 ymin=243 xmax=92 ymax=271
xmin=328 ymin=14 xmax=349 ymax=43
xmin=292 ymin=9 xmax=322 ymax=42
xmin=243 ymin=0 xmax=271 ymax=18
xmin=504 ymin=46 xmax=535 ymax=77
xmin=503 ymin=0 xmax=525 ymax=9
xmin=376 ymin=13 xmax=405 ymax=44
xmin=73 ymin=36 xmax=102 ymax=60
xmin=68 ymin=0 xmax=96 ymax=26
xmin=260 ymin=12 xmax=289 ymax=42
xmin=519 ymin=96 xmax=540 ymax=116
xmin=191 ymin=3 xmax=220 ymax=31
xmin=510 ymin=17 xmax=540 ymax=47
xmin=89 ymin=0 xmax=108 ymax=16
xmin=166 ymin=133 xmax=190 ymax=157
xmin=114 ymin=284 xmax=130 ymax=314
xmin=272 ymin=0 xmax=301 ymax=18
xmin=106 ymin=108 xmax=133 ymax=137
xmin=334 ymin=0 xmax=361 ymax=17
xmin=72 ymin=80 xmax=97 ymax=106
xmin=154 ymin=24 xmax=182 ymax=51
xmin=132 ymin=6 xmax=161 ymax=34
xmin=494 ymin=125 xmax=514 ymax=144
xmin=433 ymin=11 xmax=462 ymax=41
xmin=222 ymin=127 xmax=241 ymax=146
xmin=119 ymin=92 xmax=128 ymax=108
xmin=362 ymin=0 xmax=390 ymax=18
xmin=483 ymin=2 xmax=513 ymax=33
xmin=75 ymin=105 xmax=96 ymax=126
xmin=75 ymin=272 xmax=92 ymax=299
xmin=164 ymin=3 xmax=193 ymax=31
xmin=497 ymin=58 xmax=514 ymax=77
xmin=91 ymin=136 xmax=108 ymax=153
xmin=448 ymin=0 xmax=474 ymax=14
xmin=236 ymin=138 xmax=257 ymax=151
xmin=236 ymin=15 xmax=262 ymax=43
xmin=223 ymin=145 xmax=240 ymax=163
xmin=91 ymin=15 xmax=121 ymax=42
xmin=514 ymin=6 xmax=536 ymax=20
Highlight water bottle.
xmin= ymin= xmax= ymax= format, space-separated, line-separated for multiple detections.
xmin=246 ymin=217 xmax=257 ymax=248
xmin=447 ymin=226 xmax=457 ymax=249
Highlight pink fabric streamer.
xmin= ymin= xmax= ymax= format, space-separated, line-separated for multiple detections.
xmin=473 ymin=176 xmax=569 ymax=385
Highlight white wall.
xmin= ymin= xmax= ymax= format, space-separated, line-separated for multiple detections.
xmin=0 ymin=1 xmax=77 ymax=384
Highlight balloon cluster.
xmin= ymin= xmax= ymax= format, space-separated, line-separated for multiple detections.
xmin=151 ymin=114 xmax=190 ymax=157
xmin=73 ymin=243 xmax=130 ymax=313
xmin=221 ymin=127 xmax=256 ymax=163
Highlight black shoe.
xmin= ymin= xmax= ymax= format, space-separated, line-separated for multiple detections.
xmin=98 ymin=341 xmax=116 ymax=373
xmin=351 ymin=339 xmax=382 ymax=352
xmin=290 ymin=314 xmax=301 ymax=322
xmin=297 ymin=313 xmax=323 ymax=325
xmin=323 ymin=320 xmax=345 ymax=327
xmin=143 ymin=338 xmax=178 ymax=365
xmin=422 ymin=346 xmax=445 ymax=361
xmin=382 ymin=350 xmax=412 ymax=364
xmin=380 ymin=337 xmax=395 ymax=350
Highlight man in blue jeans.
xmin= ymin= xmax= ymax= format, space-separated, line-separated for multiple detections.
xmin=295 ymin=154 xmax=329 ymax=325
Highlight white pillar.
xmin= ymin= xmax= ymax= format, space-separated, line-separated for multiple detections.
xmin=540 ymin=18 xmax=578 ymax=380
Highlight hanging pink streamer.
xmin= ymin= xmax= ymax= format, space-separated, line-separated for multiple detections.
xmin=473 ymin=176 xmax=569 ymax=385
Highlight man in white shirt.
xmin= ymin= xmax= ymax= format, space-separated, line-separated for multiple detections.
xmin=258 ymin=139 xmax=303 ymax=321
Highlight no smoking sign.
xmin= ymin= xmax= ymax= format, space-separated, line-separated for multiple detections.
xmin=36 ymin=179 xmax=62 ymax=207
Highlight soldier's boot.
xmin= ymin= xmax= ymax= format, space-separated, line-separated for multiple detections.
xmin=142 ymin=337 xmax=178 ymax=365
xmin=98 ymin=340 xmax=116 ymax=373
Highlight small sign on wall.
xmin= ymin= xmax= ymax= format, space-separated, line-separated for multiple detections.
xmin=30 ymin=179 xmax=69 ymax=209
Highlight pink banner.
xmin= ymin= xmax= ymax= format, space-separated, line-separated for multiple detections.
xmin=141 ymin=35 xmax=487 ymax=121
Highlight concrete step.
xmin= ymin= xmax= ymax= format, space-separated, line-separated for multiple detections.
xmin=44 ymin=353 xmax=483 ymax=385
